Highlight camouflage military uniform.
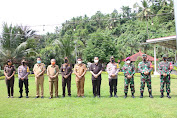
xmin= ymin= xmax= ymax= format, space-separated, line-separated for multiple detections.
xmin=158 ymin=61 xmax=172 ymax=93
xmin=122 ymin=62 xmax=135 ymax=94
xmin=138 ymin=61 xmax=153 ymax=93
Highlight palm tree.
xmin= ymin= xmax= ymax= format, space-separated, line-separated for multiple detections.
xmin=53 ymin=35 xmax=75 ymax=63
xmin=136 ymin=0 xmax=154 ymax=20
xmin=0 ymin=23 xmax=37 ymax=64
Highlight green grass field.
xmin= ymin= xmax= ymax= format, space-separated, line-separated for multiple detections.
xmin=0 ymin=73 xmax=177 ymax=118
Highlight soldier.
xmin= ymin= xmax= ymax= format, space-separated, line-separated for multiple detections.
xmin=90 ymin=57 xmax=102 ymax=98
xmin=73 ymin=58 xmax=87 ymax=98
xmin=138 ymin=54 xmax=153 ymax=98
xmin=47 ymin=59 xmax=59 ymax=99
xmin=33 ymin=57 xmax=46 ymax=98
xmin=122 ymin=57 xmax=135 ymax=98
xmin=106 ymin=56 xmax=119 ymax=98
xmin=61 ymin=57 xmax=72 ymax=98
xmin=158 ymin=54 xmax=172 ymax=98
xmin=18 ymin=59 xmax=30 ymax=98
xmin=4 ymin=59 xmax=16 ymax=98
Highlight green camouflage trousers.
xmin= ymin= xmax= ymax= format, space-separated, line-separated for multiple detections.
xmin=124 ymin=77 xmax=135 ymax=94
xmin=160 ymin=75 xmax=170 ymax=93
xmin=140 ymin=75 xmax=152 ymax=93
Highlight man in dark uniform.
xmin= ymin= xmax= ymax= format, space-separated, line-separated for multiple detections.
xmin=18 ymin=59 xmax=30 ymax=98
xmin=61 ymin=57 xmax=73 ymax=98
xmin=4 ymin=59 xmax=16 ymax=98
xmin=90 ymin=57 xmax=103 ymax=98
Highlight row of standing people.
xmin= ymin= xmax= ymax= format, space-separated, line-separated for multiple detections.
xmin=3 ymin=54 xmax=172 ymax=98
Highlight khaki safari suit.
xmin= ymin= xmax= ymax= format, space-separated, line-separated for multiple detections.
xmin=47 ymin=65 xmax=59 ymax=97
xmin=74 ymin=63 xmax=87 ymax=97
xmin=33 ymin=63 xmax=46 ymax=97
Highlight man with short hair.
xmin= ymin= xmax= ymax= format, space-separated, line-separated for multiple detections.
xmin=18 ymin=59 xmax=30 ymax=98
xmin=138 ymin=54 xmax=153 ymax=98
xmin=74 ymin=58 xmax=87 ymax=98
xmin=90 ymin=57 xmax=102 ymax=98
xmin=158 ymin=54 xmax=172 ymax=98
xmin=61 ymin=57 xmax=72 ymax=97
xmin=33 ymin=57 xmax=46 ymax=98
xmin=106 ymin=56 xmax=119 ymax=98
xmin=47 ymin=59 xmax=59 ymax=99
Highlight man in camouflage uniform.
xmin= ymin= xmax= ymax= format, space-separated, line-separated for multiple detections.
xmin=122 ymin=57 xmax=135 ymax=98
xmin=138 ymin=54 xmax=153 ymax=98
xmin=158 ymin=54 xmax=172 ymax=98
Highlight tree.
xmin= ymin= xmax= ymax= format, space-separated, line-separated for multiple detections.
xmin=136 ymin=0 xmax=154 ymax=20
xmin=83 ymin=31 xmax=117 ymax=63
xmin=0 ymin=23 xmax=37 ymax=65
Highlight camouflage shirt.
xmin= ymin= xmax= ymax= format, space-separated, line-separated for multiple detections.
xmin=138 ymin=61 xmax=152 ymax=76
xmin=158 ymin=61 xmax=172 ymax=75
xmin=122 ymin=62 xmax=135 ymax=77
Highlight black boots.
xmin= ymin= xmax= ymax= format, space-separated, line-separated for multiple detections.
xmin=167 ymin=93 xmax=171 ymax=98
xmin=124 ymin=93 xmax=127 ymax=98
xmin=110 ymin=93 xmax=118 ymax=98
xmin=19 ymin=93 xmax=23 ymax=98
xmin=26 ymin=93 xmax=29 ymax=98
xmin=149 ymin=92 xmax=153 ymax=98
xmin=109 ymin=93 xmax=112 ymax=98
xmin=160 ymin=92 xmax=164 ymax=98
xmin=132 ymin=93 xmax=135 ymax=98
xmin=160 ymin=93 xmax=171 ymax=98
xmin=140 ymin=93 xmax=143 ymax=98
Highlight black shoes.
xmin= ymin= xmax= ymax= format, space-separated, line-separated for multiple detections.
xmin=160 ymin=93 xmax=164 ymax=98
xmin=124 ymin=93 xmax=127 ymax=98
xmin=149 ymin=94 xmax=153 ymax=98
xmin=167 ymin=93 xmax=171 ymax=98
xmin=109 ymin=94 xmax=113 ymax=98
xmin=35 ymin=96 xmax=39 ymax=98
xmin=140 ymin=93 xmax=143 ymax=98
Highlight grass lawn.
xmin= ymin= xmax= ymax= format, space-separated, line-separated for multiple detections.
xmin=0 ymin=72 xmax=177 ymax=118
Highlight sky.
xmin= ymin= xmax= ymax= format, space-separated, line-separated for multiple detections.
xmin=0 ymin=0 xmax=141 ymax=35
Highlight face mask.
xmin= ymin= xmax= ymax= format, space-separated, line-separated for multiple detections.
xmin=127 ymin=60 xmax=130 ymax=64
xmin=64 ymin=59 xmax=68 ymax=63
xmin=111 ymin=59 xmax=114 ymax=63
xmin=94 ymin=60 xmax=99 ymax=63
xmin=163 ymin=58 xmax=167 ymax=61
xmin=22 ymin=62 xmax=25 ymax=65
xmin=143 ymin=58 xmax=146 ymax=61
xmin=51 ymin=62 xmax=55 ymax=65
xmin=37 ymin=60 xmax=41 ymax=64
xmin=78 ymin=61 xmax=82 ymax=64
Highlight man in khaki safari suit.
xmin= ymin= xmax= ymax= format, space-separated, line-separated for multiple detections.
xmin=33 ymin=57 xmax=46 ymax=98
xmin=47 ymin=59 xmax=59 ymax=99
xmin=74 ymin=58 xmax=87 ymax=98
